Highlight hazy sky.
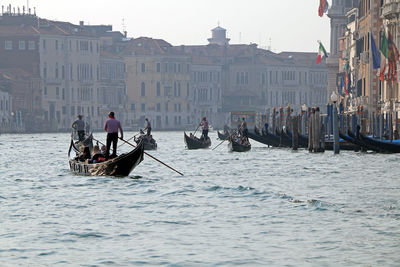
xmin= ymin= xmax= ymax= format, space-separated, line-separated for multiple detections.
xmin=7 ymin=0 xmax=331 ymax=53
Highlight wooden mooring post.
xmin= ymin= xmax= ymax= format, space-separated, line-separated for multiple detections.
xmin=292 ymin=115 xmax=298 ymax=150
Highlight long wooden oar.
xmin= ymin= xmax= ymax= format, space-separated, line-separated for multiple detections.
xmin=119 ymin=138 xmax=184 ymax=176
xmin=118 ymin=132 xmax=142 ymax=148
xmin=193 ymin=123 xmax=201 ymax=136
xmin=212 ymin=137 xmax=229 ymax=150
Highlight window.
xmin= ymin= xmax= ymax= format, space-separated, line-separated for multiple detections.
xmin=165 ymin=103 xmax=169 ymax=112
xmin=141 ymin=82 xmax=146 ymax=96
xmin=62 ymin=88 xmax=65 ymax=100
xmin=5 ymin=40 xmax=12 ymax=50
xmin=55 ymin=40 xmax=58 ymax=50
xmin=131 ymin=103 xmax=135 ymax=110
xmin=156 ymin=63 xmax=161 ymax=72
xmin=141 ymin=103 xmax=146 ymax=112
xmin=56 ymin=87 xmax=59 ymax=97
xmin=62 ymin=65 xmax=65 ymax=80
xmin=28 ymin=41 xmax=35 ymax=50
xmin=55 ymin=63 xmax=59 ymax=79
xmin=19 ymin=41 xmax=25 ymax=50
xmin=156 ymin=103 xmax=161 ymax=112
xmin=156 ymin=82 xmax=161 ymax=96
xmin=141 ymin=63 xmax=145 ymax=73
xmin=44 ymin=87 xmax=47 ymax=95
xmin=43 ymin=39 xmax=46 ymax=50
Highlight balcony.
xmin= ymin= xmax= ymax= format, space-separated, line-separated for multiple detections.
xmin=381 ymin=1 xmax=400 ymax=19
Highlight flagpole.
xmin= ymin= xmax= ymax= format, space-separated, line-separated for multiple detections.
xmin=368 ymin=0 xmax=373 ymax=134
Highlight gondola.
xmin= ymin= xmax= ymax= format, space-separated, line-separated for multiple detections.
xmin=346 ymin=130 xmax=381 ymax=152
xmin=248 ymin=128 xmax=281 ymax=147
xmin=184 ymin=131 xmax=211 ymax=149
xmin=217 ymin=130 xmax=229 ymax=140
xmin=68 ymin=139 xmax=144 ymax=176
xmin=275 ymin=129 xmax=293 ymax=147
xmin=228 ymin=136 xmax=251 ymax=152
xmin=135 ymin=135 xmax=157 ymax=150
xmin=359 ymin=134 xmax=400 ymax=153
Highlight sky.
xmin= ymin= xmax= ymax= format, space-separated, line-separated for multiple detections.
xmin=5 ymin=0 xmax=331 ymax=53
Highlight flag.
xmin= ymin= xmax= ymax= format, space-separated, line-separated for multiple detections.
xmin=344 ymin=73 xmax=349 ymax=95
xmin=380 ymin=31 xmax=388 ymax=58
xmin=318 ymin=0 xmax=329 ymax=17
xmin=387 ymin=32 xmax=399 ymax=82
xmin=316 ymin=42 xmax=328 ymax=64
xmin=379 ymin=63 xmax=386 ymax=81
xmin=371 ymin=33 xmax=381 ymax=69
xmin=339 ymin=76 xmax=344 ymax=96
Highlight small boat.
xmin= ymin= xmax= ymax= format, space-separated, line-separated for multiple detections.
xmin=228 ymin=136 xmax=251 ymax=152
xmin=217 ymin=130 xmax=229 ymax=140
xmin=359 ymin=134 xmax=400 ymax=153
xmin=248 ymin=129 xmax=281 ymax=147
xmin=184 ymin=131 xmax=211 ymax=149
xmin=135 ymin=135 xmax=157 ymax=150
xmin=68 ymin=139 xmax=144 ymax=176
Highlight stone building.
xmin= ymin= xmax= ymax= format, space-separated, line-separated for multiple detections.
xmin=0 ymin=88 xmax=12 ymax=132
xmin=122 ymin=37 xmax=192 ymax=130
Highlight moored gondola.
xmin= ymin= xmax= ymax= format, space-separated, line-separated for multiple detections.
xmin=68 ymin=139 xmax=144 ymax=176
xmin=248 ymin=128 xmax=281 ymax=147
xmin=359 ymin=134 xmax=400 ymax=153
xmin=228 ymin=136 xmax=251 ymax=152
xmin=184 ymin=131 xmax=211 ymax=149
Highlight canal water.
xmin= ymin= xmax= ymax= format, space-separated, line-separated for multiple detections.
xmin=1 ymin=131 xmax=399 ymax=266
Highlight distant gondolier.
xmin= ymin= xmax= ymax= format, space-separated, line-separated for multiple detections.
xmin=72 ymin=115 xmax=85 ymax=141
xmin=240 ymin=117 xmax=248 ymax=139
xmin=104 ymin=112 xmax=123 ymax=159
xmin=144 ymin=118 xmax=151 ymax=136
xmin=200 ymin=116 xmax=209 ymax=140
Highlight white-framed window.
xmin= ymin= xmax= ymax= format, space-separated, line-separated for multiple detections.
xmin=28 ymin=41 xmax=35 ymax=50
xmin=19 ymin=41 xmax=25 ymax=50
xmin=5 ymin=40 xmax=12 ymax=50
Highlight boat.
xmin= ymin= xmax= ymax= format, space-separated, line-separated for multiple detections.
xmin=217 ymin=130 xmax=229 ymax=140
xmin=135 ymin=135 xmax=157 ymax=150
xmin=359 ymin=134 xmax=400 ymax=153
xmin=228 ymin=136 xmax=251 ymax=152
xmin=68 ymin=138 xmax=144 ymax=176
xmin=184 ymin=131 xmax=211 ymax=149
xmin=248 ymin=128 xmax=281 ymax=147
xmin=275 ymin=129 xmax=293 ymax=147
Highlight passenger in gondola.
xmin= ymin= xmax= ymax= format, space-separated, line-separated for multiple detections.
xmin=223 ymin=124 xmax=230 ymax=135
xmin=200 ymin=116 xmax=209 ymax=140
xmin=72 ymin=115 xmax=85 ymax=141
xmin=91 ymin=145 xmax=105 ymax=163
xmin=149 ymin=135 xmax=156 ymax=145
xmin=78 ymin=146 xmax=91 ymax=162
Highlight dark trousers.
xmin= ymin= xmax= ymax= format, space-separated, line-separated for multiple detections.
xmin=243 ymin=129 xmax=248 ymax=138
xmin=202 ymin=129 xmax=208 ymax=139
xmin=147 ymin=127 xmax=151 ymax=136
xmin=106 ymin=132 xmax=118 ymax=158
xmin=78 ymin=130 xmax=85 ymax=141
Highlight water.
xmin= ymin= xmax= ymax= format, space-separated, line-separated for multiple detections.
xmin=1 ymin=131 xmax=399 ymax=266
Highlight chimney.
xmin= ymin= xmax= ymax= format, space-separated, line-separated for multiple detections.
xmin=79 ymin=21 xmax=84 ymax=26
xmin=124 ymin=31 xmax=127 ymax=38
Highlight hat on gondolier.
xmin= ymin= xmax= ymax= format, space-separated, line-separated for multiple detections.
xmin=108 ymin=111 xmax=115 ymax=117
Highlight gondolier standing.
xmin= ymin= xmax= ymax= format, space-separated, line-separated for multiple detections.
xmin=144 ymin=118 xmax=151 ymax=136
xmin=72 ymin=115 xmax=85 ymax=141
xmin=200 ymin=116 xmax=209 ymax=140
xmin=240 ymin=117 xmax=248 ymax=140
xmin=104 ymin=111 xmax=123 ymax=159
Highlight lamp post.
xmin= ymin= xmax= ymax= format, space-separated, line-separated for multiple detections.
xmin=331 ymin=91 xmax=339 ymax=154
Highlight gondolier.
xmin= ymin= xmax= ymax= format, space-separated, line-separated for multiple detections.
xmin=144 ymin=118 xmax=151 ymax=136
xmin=200 ymin=116 xmax=209 ymax=140
xmin=104 ymin=111 xmax=123 ymax=159
xmin=240 ymin=117 xmax=248 ymax=139
xmin=72 ymin=115 xmax=85 ymax=141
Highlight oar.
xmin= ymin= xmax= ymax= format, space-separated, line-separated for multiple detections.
xmin=119 ymin=137 xmax=184 ymax=176
xmin=118 ymin=132 xmax=142 ymax=148
xmin=212 ymin=136 xmax=229 ymax=150
xmin=193 ymin=123 xmax=201 ymax=136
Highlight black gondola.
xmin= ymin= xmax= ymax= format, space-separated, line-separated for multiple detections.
xmin=275 ymin=129 xmax=293 ymax=147
xmin=228 ymin=136 xmax=251 ymax=152
xmin=217 ymin=130 xmax=229 ymax=140
xmin=135 ymin=135 xmax=157 ymax=150
xmin=248 ymin=129 xmax=281 ymax=147
xmin=359 ymin=134 xmax=400 ymax=153
xmin=68 ymin=139 xmax=144 ymax=176
xmin=184 ymin=131 xmax=211 ymax=149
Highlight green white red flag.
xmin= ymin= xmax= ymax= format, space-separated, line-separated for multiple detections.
xmin=318 ymin=0 xmax=329 ymax=17
xmin=316 ymin=42 xmax=328 ymax=64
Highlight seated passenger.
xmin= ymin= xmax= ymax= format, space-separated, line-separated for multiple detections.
xmin=79 ymin=146 xmax=91 ymax=162
xmin=91 ymin=145 xmax=105 ymax=163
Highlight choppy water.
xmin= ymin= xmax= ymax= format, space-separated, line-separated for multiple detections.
xmin=1 ymin=131 xmax=400 ymax=266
